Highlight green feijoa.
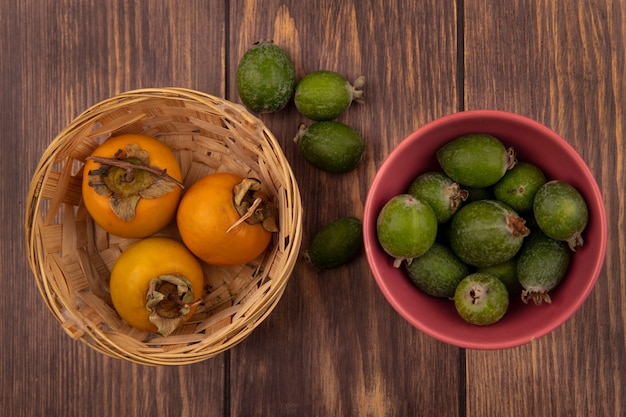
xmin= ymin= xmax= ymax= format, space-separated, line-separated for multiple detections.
xmin=477 ymin=257 xmax=522 ymax=296
xmin=294 ymin=70 xmax=365 ymax=121
xmin=464 ymin=186 xmax=495 ymax=204
xmin=437 ymin=133 xmax=517 ymax=188
xmin=405 ymin=242 xmax=469 ymax=298
xmin=518 ymin=230 xmax=571 ymax=305
xmin=236 ymin=41 xmax=296 ymax=113
xmin=294 ymin=121 xmax=364 ymax=173
xmin=307 ymin=217 xmax=363 ymax=269
xmin=454 ymin=273 xmax=509 ymax=326
xmin=533 ymin=180 xmax=589 ymax=251
xmin=408 ymin=172 xmax=468 ymax=223
xmin=494 ymin=161 xmax=547 ymax=213
xmin=376 ymin=194 xmax=438 ymax=268
xmin=450 ymin=200 xmax=530 ymax=267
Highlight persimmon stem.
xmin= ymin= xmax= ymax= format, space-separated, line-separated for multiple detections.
xmin=86 ymin=155 xmax=184 ymax=189
xmin=226 ymin=197 xmax=263 ymax=233
xmin=167 ymin=292 xmax=203 ymax=308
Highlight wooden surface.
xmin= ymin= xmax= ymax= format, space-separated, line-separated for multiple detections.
xmin=1 ymin=0 xmax=624 ymax=416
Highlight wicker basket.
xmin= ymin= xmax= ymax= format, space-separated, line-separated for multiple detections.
xmin=25 ymin=88 xmax=303 ymax=366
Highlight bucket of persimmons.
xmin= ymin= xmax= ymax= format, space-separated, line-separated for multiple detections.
xmin=25 ymin=88 xmax=303 ymax=365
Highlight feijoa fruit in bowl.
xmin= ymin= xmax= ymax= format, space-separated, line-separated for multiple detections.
xmin=518 ymin=230 xmax=572 ymax=306
xmin=363 ymin=110 xmax=607 ymax=349
xmin=493 ymin=161 xmax=547 ymax=214
xmin=408 ymin=172 xmax=468 ymax=223
xmin=405 ymin=242 xmax=468 ymax=298
xmin=437 ymin=133 xmax=516 ymax=188
xmin=449 ymin=199 xmax=529 ymax=268
xmin=454 ymin=273 xmax=509 ymax=326
xmin=533 ymin=180 xmax=589 ymax=251
xmin=376 ymin=194 xmax=438 ymax=268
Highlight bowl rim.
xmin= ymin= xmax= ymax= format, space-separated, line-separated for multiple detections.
xmin=363 ymin=109 xmax=608 ymax=349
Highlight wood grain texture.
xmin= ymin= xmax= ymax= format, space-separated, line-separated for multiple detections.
xmin=464 ymin=0 xmax=625 ymax=416
xmin=227 ymin=1 xmax=461 ymax=416
xmin=2 ymin=1 xmax=226 ymax=416
xmin=1 ymin=0 xmax=624 ymax=416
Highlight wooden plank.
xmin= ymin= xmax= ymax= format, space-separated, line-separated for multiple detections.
xmin=227 ymin=1 xmax=462 ymax=416
xmin=2 ymin=1 xmax=226 ymax=416
xmin=464 ymin=0 xmax=625 ymax=416
xmin=4 ymin=0 xmax=622 ymax=416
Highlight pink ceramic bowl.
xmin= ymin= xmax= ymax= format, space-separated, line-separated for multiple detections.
xmin=363 ymin=110 xmax=607 ymax=349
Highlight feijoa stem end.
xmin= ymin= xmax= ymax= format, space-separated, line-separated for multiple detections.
xmin=566 ymin=232 xmax=584 ymax=252
xmin=469 ymin=283 xmax=487 ymax=305
xmin=351 ymin=76 xmax=366 ymax=104
xmin=507 ymin=215 xmax=530 ymax=238
xmin=448 ymin=183 xmax=469 ymax=210
xmin=521 ymin=289 xmax=552 ymax=305
xmin=393 ymin=257 xmax=413 ymax=268
xmin=293 ymin=123 xmax=307 ymax=144
xmin=506 ymin=147 xmax=518 ymax=170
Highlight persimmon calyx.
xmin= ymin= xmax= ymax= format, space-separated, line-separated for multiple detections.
xmin=229 ymin=178 xmax=278 ymax=233
xmin=86 ymin=144 xmax=182 ymax=222
xmin=145 ymin=274 xmax=202 ymax=337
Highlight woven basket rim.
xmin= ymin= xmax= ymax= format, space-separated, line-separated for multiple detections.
xmin=24 ymin=87 xmax=303 ymax=365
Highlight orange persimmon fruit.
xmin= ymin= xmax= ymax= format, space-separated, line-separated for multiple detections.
xmin=82 ymin=133 xmax=183 ymax=239
xmin=176 ymin=172 xmax=277 ymax=266
xmin=109 ymin=237 xmax=204 ymax=336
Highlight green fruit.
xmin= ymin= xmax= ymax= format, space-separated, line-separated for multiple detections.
xmin=450 ymin=200 xmax=529 ymax=267
xmin=294 ymin=121 xmax=364 ymax=173
xmin=454 ymin=273 xmax=509 ymax=326
xmin=405 ymin=242 xmax=469 ymax=298
xmin=236 ymin=41 xmax=296 ymax=113
xmin=307 ymin=217 xmax=363 ymax=269
xmin=533 ymin=180 xmax=588 ymax=251
xmin=437 ymin=133 xmax=516 ymax=187
xmin=477 ymin=257 xmax=522 ymax=296
xmin=376 ymin=194 xmax=438 ymax=268
xmin=407 ymin=172 xmax=468 ymax=223
xmin=518 ymin=230 xmax=571 ymax=305
xmin=494 ymin=161 xmax=547 ymax=213
xmin=294 ymin=70 xmax=365 ymax=120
